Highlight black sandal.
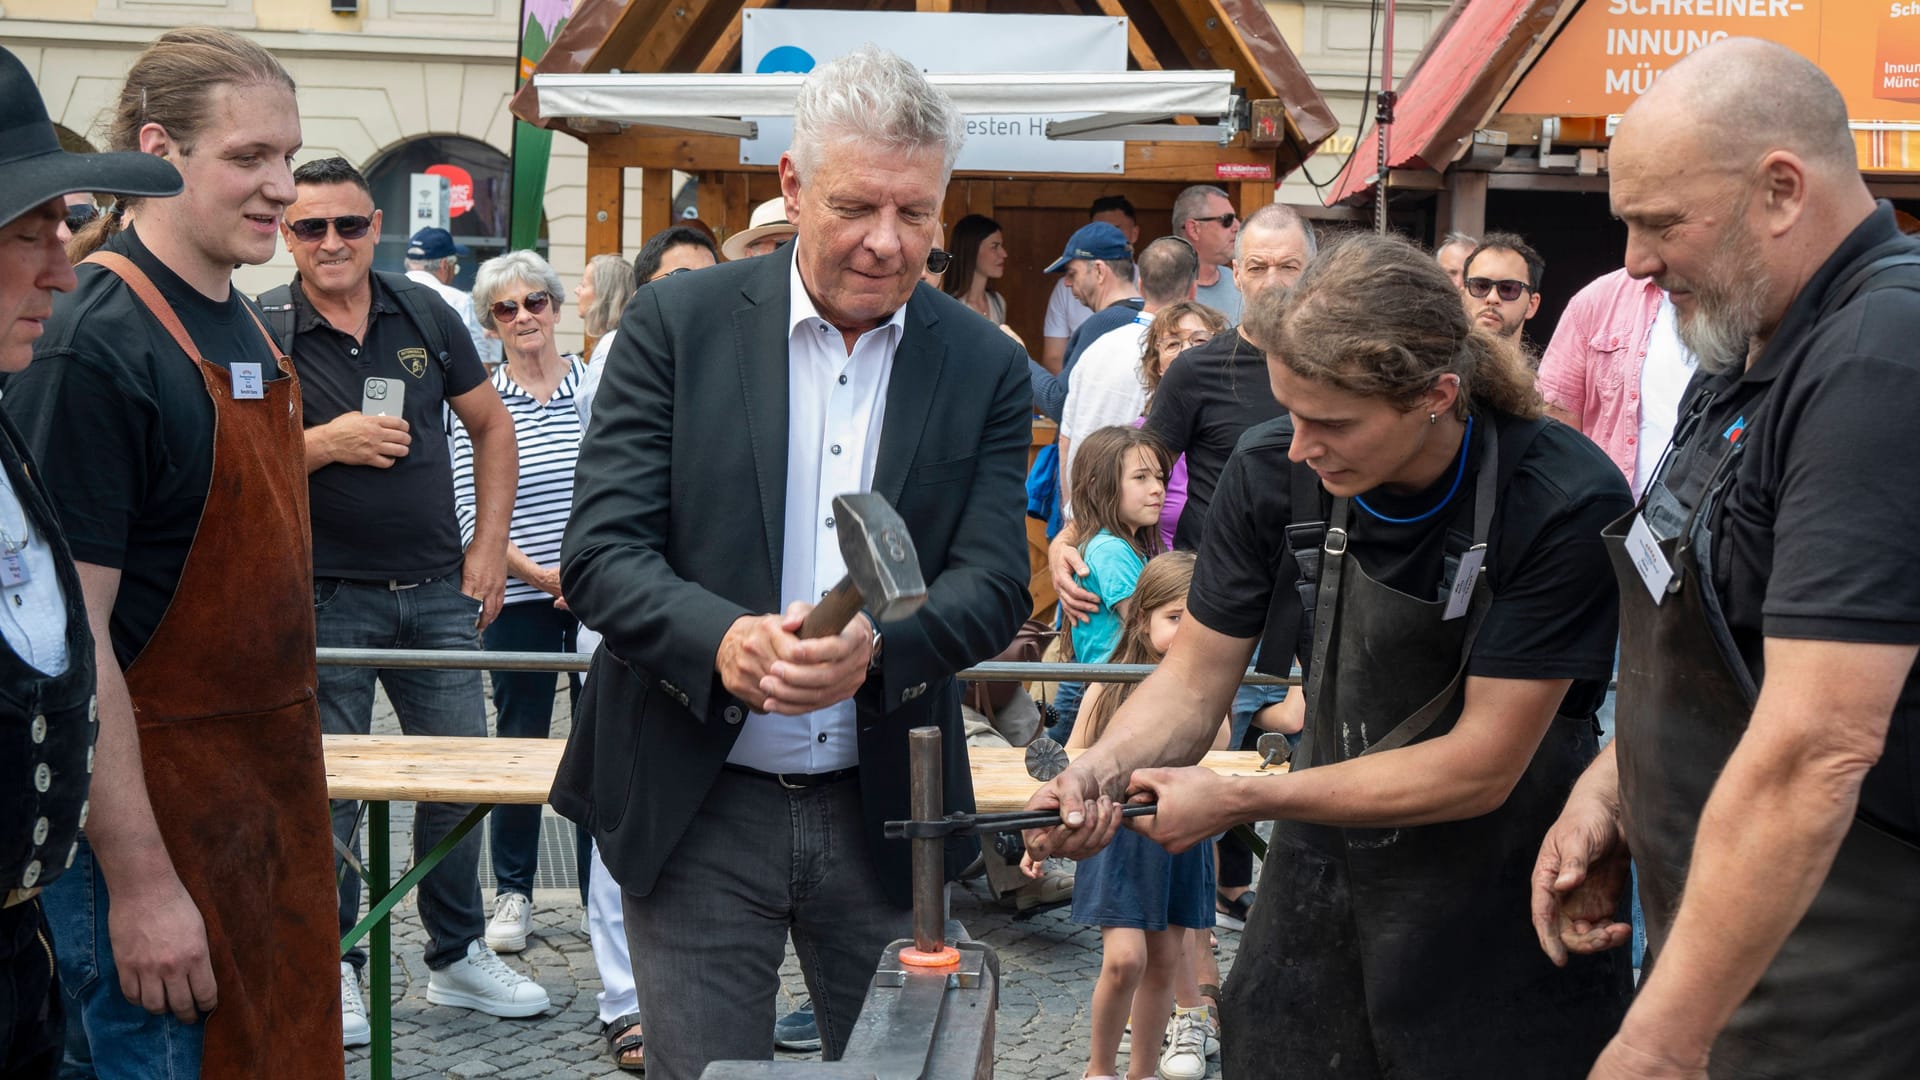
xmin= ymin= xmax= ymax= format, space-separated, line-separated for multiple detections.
xmin=603 ymin=1013 xmax=645 ymax=1073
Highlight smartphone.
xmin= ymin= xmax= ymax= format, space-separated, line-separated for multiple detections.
xmin=361 ymin=376 xmax=406 ymax=417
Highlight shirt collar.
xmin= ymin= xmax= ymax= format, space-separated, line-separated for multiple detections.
xmin=1742 ymin=202 xmax=1904 ymax=386
xmin=493 ymin=355 xmax=584 ymax=402
xmin=786 ymin=241 xmax=908 ymax=348
xmin=291 ymin=272 xmax=395 ymax=334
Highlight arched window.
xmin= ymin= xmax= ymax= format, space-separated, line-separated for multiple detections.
xmin=362 ymin=135 xmax=548 ymax=292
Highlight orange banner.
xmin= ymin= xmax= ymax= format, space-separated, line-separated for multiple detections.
xmin=1506 ymin=0 xmax=1920 ymax=171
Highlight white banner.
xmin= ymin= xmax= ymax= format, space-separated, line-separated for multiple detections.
xmin=739 ymin=10 xmax=1129 ymax=174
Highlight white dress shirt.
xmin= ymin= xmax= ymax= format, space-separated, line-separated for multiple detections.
xmin=0 ymin=470 xmax=67 ymax=677
xmin=406 ymin=268 xmax=500 ymax=368
xmin=1632 ymin=297 xmax=1698 ymax=499
xmin=1059 ymin=312 xmax=1154 ymax=515
xmin=725 ymin=248 xmax=902 ymax=774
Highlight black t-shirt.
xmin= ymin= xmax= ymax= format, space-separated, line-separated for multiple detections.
xmin=1659 ymin=203 xmax=1920 ymax=838
xmin=3 ymin=227 xmax=286 ymax=667
xmin=286 ymin=274 xmax=487 ymax=580
xmin=1189 ymin=411 xmax=1631 ymax=718
xmin=1143 ymin=329 xmax=1286 ymax=550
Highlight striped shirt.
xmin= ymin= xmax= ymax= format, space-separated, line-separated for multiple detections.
xmin=450 ymin=356 xmax=586 ymax=606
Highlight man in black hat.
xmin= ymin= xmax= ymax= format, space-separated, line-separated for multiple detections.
xmin=0 ymin=42 xmax=181 ymax=1079
xmin=404 ymin=226 xmax=497 ymax=369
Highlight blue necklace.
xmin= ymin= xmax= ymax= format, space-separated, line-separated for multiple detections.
xmin=1353 ymin=415 xmax=1474 ymax=525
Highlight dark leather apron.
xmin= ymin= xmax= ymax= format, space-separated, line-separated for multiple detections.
xmin=1222 ymin=418 xmax=1630 ymax=1078
xmin=1605 ymin=386 xmax=1920 ymax=1079
xmin=85 ymin=253 xmax=344 ymax=1078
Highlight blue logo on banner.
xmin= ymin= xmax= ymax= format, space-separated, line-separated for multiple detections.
xmin=757 ymin=46 xmax=816 ymax=74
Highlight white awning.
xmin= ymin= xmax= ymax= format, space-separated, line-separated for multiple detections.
xmin=533 ymin=70 xmax=1239 ymax=142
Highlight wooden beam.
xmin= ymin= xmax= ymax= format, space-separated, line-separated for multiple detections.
xmin=695 ymin=171 xmax=727 ymax=232
xmin=1142 ymin=0 xmax=1279 ymax=100
xmin=916 ymin=0 xmax=953 ymax=9
xmin=622 ymin=0 xmax=730 ymax=75
xmin=585 ymin=155 xmax=625 ymax=264
xmin=1089 ymin=0 xmax=1161 ymax=72
xmin=1237 ymin=180 xmax=1273 ymax=214
xmin=639 ymin=167 xmax=674 ymax=244
xmin=1439 ymin=170 xmax=1487 ymax=239
xmin=695 ymin=0 xmax=774 ymax=75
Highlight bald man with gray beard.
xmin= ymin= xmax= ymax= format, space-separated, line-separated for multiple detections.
xmin=1532 ymin=37 xmax=1920 ymax=1080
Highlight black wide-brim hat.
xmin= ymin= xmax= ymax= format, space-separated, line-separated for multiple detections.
xmin=0 ymin=44 xmax=182 ymax=229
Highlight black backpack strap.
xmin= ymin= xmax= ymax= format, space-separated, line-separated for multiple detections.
xmin=1823 ymin=251 xmax=1920 ymax=317
xmin=255 ymin=283 xmax=297 ymax=356
xmin=375 ymin=271 xmax=455 ymax=375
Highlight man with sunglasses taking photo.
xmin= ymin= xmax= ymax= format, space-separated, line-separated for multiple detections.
xmin=262 ymin=156 xmax=538 ymax=1048
xmin=1460 ymin=232 xmax=1545 ymax=355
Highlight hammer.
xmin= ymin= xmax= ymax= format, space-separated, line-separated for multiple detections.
xmin=797 ymin=493 xmax=927 ymax=640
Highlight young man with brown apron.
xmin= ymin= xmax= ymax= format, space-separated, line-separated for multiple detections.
xmin=8 ymin=233 xmax=342 ymax=1076
xmin=1024 ymin=233 xmax=1635 ymax=1077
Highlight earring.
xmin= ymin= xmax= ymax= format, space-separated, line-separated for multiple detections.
xmin=1428 ymin=412 xmax=1438 ymax=425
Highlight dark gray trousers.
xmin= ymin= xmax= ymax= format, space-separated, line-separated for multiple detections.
xmin=622 ymin=769 xmax=911 ymax=1080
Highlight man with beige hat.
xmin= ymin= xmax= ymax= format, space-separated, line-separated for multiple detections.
xmin=721 ymin=196 xmax=796 ymax=261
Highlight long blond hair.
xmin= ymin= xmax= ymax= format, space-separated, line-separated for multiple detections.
xmin=1079 ymin=551 xmax=1197 ymax=745
xmin=68 ymin=28 xmax=294 ymax=262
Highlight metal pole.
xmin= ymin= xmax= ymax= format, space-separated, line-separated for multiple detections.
xmin=1374 ymin=0 xmax=1398 ymax=235
xmin=906 ymin=726 xmax=946 ymax=956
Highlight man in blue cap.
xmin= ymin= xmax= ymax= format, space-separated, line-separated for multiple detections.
xmin=1029 ymin=220 xmax=1141 ymax=423
xmin=0 ymin=42 xmax=182 ymax=1078
xmin=405 ymin=226 xmax=498 ymax=369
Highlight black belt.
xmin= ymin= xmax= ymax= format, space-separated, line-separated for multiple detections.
xmin=723 ymin=764 xmax=859 ymax=790
xmin=317 ymin=573 xmax=447 ymax=592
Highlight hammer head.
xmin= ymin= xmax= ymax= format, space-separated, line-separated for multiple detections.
xmin=833 ymin=493 xmax=927 ymax=623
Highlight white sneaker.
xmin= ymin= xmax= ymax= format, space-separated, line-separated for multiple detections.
xmin=426 ymin=940 xmax=551 ymax=1018
xmin=1159 ymin=1010 xmax=1210 ymax=1080
xmin=1175 ymin=1005 xmax=1219 ymax=1060
xmin=485 ymin=892 xmax=534 ymax=954
xmin=340 ymin=962 xmax=371 ymax=1048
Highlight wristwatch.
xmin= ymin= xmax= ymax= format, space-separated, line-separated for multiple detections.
xmin=861 ymin=608 xmax=884 ymax=672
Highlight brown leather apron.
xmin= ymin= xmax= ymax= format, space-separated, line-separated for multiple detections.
xmin=85 ymin=252 xmax=344 ymax=1078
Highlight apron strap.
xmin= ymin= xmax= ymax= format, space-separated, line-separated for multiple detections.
xmin=85 ymin=251 xmax=290 ymax=366
xmin=1294 ymin=490 xmax=1347 ymax=771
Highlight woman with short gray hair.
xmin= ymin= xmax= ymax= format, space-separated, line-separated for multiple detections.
xmin=454 ymin=249 xmax=592 ymax=967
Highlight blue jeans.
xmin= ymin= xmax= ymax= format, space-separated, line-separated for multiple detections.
xmin=315 ymin=576 xmax=488 ymax=972
xmin=481 ymin=599 xmax=587 ymax=903
xmin=44 ymin=836 xmax=205 ymax=1079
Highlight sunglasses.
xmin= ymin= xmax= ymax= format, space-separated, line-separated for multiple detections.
xmin=490 ymin=291 xmax=551 ymax=323
xmin=64 ymin=204 xmax=99 ymax=233
xmin=287 ymin=215 xmax=373 ymax=243
xmin=1464 ymin=277 xmax=1533 ymax=302
xmin=926 ymin=249 xmax=953 ymax=275
xmin=1189 ymin=212 xmax=1238 ymax=229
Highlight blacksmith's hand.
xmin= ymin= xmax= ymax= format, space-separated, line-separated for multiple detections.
xmin=1048 ymin=534 xmax=1098 ymax=626
xmin=1531 ymin=778 xmax=1634 ymax=967
xmin=110 ymin=873 xmax=217 ymax=1023
xmin=327 ymin=412 xmax=411 ymax=467
xmin=1022 ymin=761 xmax=1122 ymax=862
xmin=1125 ymin=766 xmax=1237 ymax=854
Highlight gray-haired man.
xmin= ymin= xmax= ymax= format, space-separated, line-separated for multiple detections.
xmin=554 ymin=45 xmax=1031 ymax=1080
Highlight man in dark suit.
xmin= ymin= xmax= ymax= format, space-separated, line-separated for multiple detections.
xmin=553 ymin=45 xmax=1031 ymax=1080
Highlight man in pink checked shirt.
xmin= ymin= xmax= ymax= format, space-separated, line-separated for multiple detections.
xmin=1537 ymin=267 xmax=1698 ymax=498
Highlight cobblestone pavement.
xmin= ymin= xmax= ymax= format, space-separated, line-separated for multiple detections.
xmin=345 ymin=680 xmax=1247 ymax=1080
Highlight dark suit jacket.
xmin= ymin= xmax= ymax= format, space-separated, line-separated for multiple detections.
xmin=553 ymin=246 xmax=1032 ymax=907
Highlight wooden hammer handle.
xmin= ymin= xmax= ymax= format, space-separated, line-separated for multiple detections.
xmin=799 ymin=574 xmax=864 ymax=640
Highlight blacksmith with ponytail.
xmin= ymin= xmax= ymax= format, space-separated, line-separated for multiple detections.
xmin=4 ymin=25 xmax=349 ymax=1080
xmin=1024 ymin=229 xmax=1633 ymax=1075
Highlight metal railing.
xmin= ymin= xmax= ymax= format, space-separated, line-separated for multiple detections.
xmin=315 ymin=647 xmax=1299 ymax=686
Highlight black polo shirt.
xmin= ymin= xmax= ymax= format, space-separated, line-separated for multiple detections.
xmin=285 ymin=274 xmax=488 ymax=580
xmin=1143 ymin=329 xmax=1286 ymax=550
xmin=1659 ymin=202 xmax=1920 ymax=839
xmin=1189 ymin=411 xmax=1629 ymax=719
xmin=4 ymin=227 xmax=287 ymax=667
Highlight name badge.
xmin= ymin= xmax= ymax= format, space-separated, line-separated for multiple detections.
xmin=0 ymin=550 xmax=29 ymax=588
xmin=232 ymin=362 xmax=264 ymax=400
xmin=1442 ymin=547 xmax=1486 ymax=621
xmin=1626 ymin=513 xmax=1674 ymax=604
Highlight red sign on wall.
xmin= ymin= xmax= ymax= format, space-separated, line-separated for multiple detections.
xmin=1215 ymin=162 xmax=1275 ymax=181
xmin=426 ymin=164 xmax=475 ymax=218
